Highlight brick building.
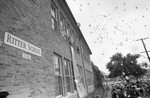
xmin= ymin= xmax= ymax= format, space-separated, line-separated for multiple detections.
xmin=0 ymin=0 xmax=94 ymax=98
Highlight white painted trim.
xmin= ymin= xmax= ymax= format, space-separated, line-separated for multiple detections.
xmin=63 ymin=91 xmax=78 ymax=98
xmin=56 ymin=95 xmax=62 ymax=98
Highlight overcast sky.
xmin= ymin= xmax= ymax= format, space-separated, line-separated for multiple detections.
xmin=66 ymin=0 xmax=150 ymax=74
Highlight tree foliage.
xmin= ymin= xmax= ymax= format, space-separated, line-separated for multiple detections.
xmin=92 ymin=62 xmax=104 ymax=88
xmin=106 ymin=53 xmax=147 ymax=79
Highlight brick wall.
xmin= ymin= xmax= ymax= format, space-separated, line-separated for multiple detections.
xmin=0 ymin=0 xmax=73 ymax=98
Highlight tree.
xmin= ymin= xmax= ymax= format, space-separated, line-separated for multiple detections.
xmin=106 ymin=53 xmax=147 ymax=80
xmin=140 ymin=62 xmax=148 ymax=68
xmin=91 ymin=63 xmax=106 ymax=98
xmin=106 ymin=53 xmax=123 ymax=78
xmin=92 ymin=62 xmax=104 ymax=88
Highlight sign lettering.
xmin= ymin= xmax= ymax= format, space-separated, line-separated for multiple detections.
xmin=4 ymin=32 xmax=41 ymax=56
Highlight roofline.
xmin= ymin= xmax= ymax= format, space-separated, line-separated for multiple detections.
xmin=62 ymin=0 xmax=92 ymax=54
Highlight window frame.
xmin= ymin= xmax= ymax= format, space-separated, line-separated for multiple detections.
xmin=86 ymin=70 xmax=93 ymax=86
xmin=71 ymin=61 xmax=77 ymax=92
xmin=51 ymin=1 xmax=58 ymax=31
xmin=66 ymin=22 xmax=70 ymax=40
xmin=53 ymin=53 xmax=63 ymax=96
xmin=77 ymin=65 xmax=85 ymax=87
xmin=64 ymin=59 xmax=72 ymax=94
xmin=59 ymin=12 xmax=66 ymax=38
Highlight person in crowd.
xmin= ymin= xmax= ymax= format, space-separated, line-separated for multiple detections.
xmin=118 ymin=88 xmax=126 ymax=98
xmin=111 ymin=88 xmax=117 ymax=98
xmin=148 ymin=84 xmax=150 ymax=95
xmin=130 ymin=86 xmax=140 ymax=98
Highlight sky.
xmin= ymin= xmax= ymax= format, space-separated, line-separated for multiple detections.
xmin=66 ymin=0 xmax=150 ymax=74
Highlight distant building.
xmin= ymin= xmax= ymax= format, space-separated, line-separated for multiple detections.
xmin=0 ymin=0 xmax=94 ymax=98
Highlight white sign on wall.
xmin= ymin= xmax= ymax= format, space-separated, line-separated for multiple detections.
xmin=4 ymin=32 xmax=42 ymax=56
xmin=22 ymin=53 xmax=31 ymax=60
xmin=0 ymin=40 xmax=2 ymax=46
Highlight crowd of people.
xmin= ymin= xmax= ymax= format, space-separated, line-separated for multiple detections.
xmin=111 ymin=81 xmax=150 ymax=98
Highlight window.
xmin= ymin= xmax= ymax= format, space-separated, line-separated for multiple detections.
xmin=74 ymin=34 xmax=80 ymax=53
xmin=74 ymin=35 xmax=78 ymax=46
xmin=77 ymin=65 xmax=85 ymax=87
xmin=68 ymin=29 xmax=74 ymax=45
xmin=53 ymin=54 xmax=76 ymax=96
xmin=64 ymin=59 xmax=71 ymax=94
xmin=86 ymin=70 xmax=93 ymax=86
xmin=66 ymin=23 xmax=70 ymax=40
xmin=83 ymin=47 xmax=91 ymax=65
xmin=53 ymin=54 xmax=63 ymax=96
xmin=51 ymin=1 xmax=57 ymax=30
xmin=59 ymin=13 xmax=66 ymax=38
xmin=71 ymin=62 xmax=77 ymax=91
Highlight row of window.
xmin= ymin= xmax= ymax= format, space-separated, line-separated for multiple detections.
xmin=51 ymin=1 xmax=80 ymax=52
xmin=53 ymin=53 xmax=76 ymax=97
xmin=51 ymin=1 xmax=93 ymax=96
xmin=53 ymin=53 xmax=92 ymax=97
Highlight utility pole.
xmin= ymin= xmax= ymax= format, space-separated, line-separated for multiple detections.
xmin=136 ymin=37 xmax=150 ymax=63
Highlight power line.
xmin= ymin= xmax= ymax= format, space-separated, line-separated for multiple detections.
xmin=136 ymin=37 xmax=150 ymax=63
